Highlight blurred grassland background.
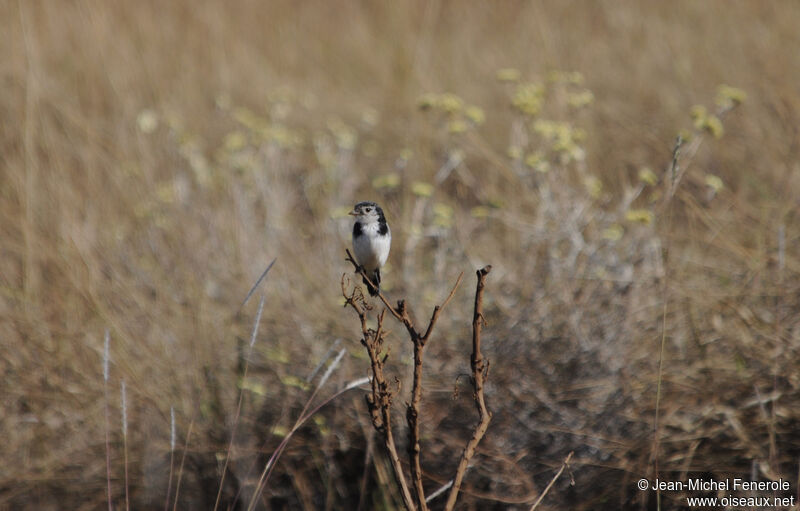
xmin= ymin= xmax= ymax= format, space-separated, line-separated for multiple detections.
xmin=2 ymin=1 xmax=800 ymax=509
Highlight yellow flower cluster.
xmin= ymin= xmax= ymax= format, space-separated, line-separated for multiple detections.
xmin=583 ymin=175 xmax=603 ymax=199
xmin=418 ymin=92 xmax=485 ymax=134
xmin=512 ymin=82 xmax=546 ymax=116
xmin=231 ymin=106 xmax=303 ymax=148
xmin=496 ymin=68 xmax=522 ymax=82
xmin=412 ymin=181 xmax=434 ymax=197
xmin=532 ymin=119 xmax=586 ymax=161
xmin=433 ymin=203 xmax=454 ymax=228
xmin=502 ymin=70 xmax=597 ymax=181
xmin=705 ymin=174 xmax=724 ymax=193
xmin=470 ymin=205 xmax=491 ymax=218
xmin=465 ymin=105 xmax=485 ymax=124
xmin=547 ymin=70 xmax=584 ymax=85
xmin=567 ymin=90 xmax=594 ymax=109
xmin=372 ymin=173 xmax=401 ymax=189
xmin=625 ymin=209 xmax=654 ymax=225
xmin=602 ymin=224 xmax=624 ymax=241
xmin=690 ymin=105 xmax=724 ymax=139
xmin=327 ymin=118 xmax=358 ymax=150
xmin=638 ymin=167 xmax=658 ymax=186
xmin=715 ymin=85 xmax=746 ymax=109
xmin=524 ymin=151 xmax=550 ymax=173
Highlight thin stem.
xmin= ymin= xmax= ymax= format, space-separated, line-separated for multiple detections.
xmin=172 ymin=419 xmax=194 ymax=511
xmin=345 ymin=249 xmax=404 ymax=322
xmin=421 ymin=272 xmax=464 ymax=342
xmin=653 ymin=135 xmax=682 ymax=510
xmin=407 ymin=333 xmax=428 ymax=511
xmin=164 ymin=407 xmax=175 ymax=511
xmin=103 ymin=330 xmax=112 ymax=511
xmin=121 ymin=380 xmax=129 ymax=511
xmin=343 ymin=276 xmax=417 ymax=511
xmin=104 ymin=381 xmax=112 ymax=511
xmin=445 ymin=266 xmax=493 ymax=511
xmin=247 ymin=365 xmax=367 ymax=510
xmin=214 ymin=295 xmax=265 ymax=511
xmin=528 ymin=452 xmax=574 ymax=511
xmin=344 ymin=252 xmax=482 ymax=511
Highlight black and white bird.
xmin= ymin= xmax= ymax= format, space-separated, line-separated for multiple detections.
xmin=350 ymin=201 xmax=391 ymax=296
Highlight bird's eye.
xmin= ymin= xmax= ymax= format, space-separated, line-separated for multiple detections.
xmin=366 ymin=208 xmax=372 ymax=212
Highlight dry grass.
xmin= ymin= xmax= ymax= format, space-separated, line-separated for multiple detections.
xmin=2 ymin=1 xmax=800 ymax=509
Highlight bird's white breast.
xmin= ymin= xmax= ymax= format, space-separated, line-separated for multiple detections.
xmin=353 ymin=222 xmax=391 ymax=272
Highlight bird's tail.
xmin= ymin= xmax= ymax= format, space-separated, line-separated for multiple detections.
xmin=363 ymin=269 xmax=381 ymax=296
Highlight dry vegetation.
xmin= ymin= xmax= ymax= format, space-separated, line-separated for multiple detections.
xmin=2 ymin=1 xmax=800 ymax=510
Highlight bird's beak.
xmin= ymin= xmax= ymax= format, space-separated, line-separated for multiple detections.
xmin=348 ymin=210 xmax=357 ymax=216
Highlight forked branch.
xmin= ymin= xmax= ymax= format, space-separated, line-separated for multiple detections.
xmin=345 ymin=248 xmax=462 ymax=335
xmin=343 ymin=252 xmax=492 ymax=511
xmin=341 ymin=275 xmax=416 ymax=510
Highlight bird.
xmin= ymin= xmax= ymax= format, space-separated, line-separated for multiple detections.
xmin=350 ymin=201 xmax=391 ymax=296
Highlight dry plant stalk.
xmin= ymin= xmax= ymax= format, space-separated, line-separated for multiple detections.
xmin=343 ymin=250 xmax=493 ymax=511
xmin=341 ymin=276 xmax=416 ymax=510
xmin=528 ymin=451 xmax=574 ymax=511
xmin=444 ymin=266 xmax=493 ymax=511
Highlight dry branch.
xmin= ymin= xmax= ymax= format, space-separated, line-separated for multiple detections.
xmin=529 ymin=452 xmax=574 ymax=511
xmin=444 ymin=266 xmax=493 ymax=511
xmin=341 ymin=275 xmax=416 ymax=510
xmin=344 ymin=251 xmax=493 ymax=511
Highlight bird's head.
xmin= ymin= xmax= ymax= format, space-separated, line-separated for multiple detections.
xmin=349 ymin=201 xmax=383 ymax=223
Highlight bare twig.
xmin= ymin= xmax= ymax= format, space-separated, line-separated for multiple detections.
xmin=356 ymin=423 xmax=375 ymax=511
xmin=426 ymin=479 xmax=454 ymax=503
xmin=239 ymin=258 xmax=276 ymax=310
xmin=121 ymin=380 xmax=129 ymax=511
xmin=345 ymin=249 xmax=404 ymax=322
xmin=421 ymin=273 xmax=463 ymax=343
xmin=342 ymin=276 xmax=417 ymax=510
xmin=102 ymin=329 xmax=113 ymax=511
xmin=665 ymin=134 xmax=684 ymax=199
xmin=165 ymin=407 xmax=175 ymax=511
xmin=172 ymin=419 xmax=195 ymax=511
xmin=664 ymin=103 xmax=733 ymax=203
xmin=345 ymin=249 xmax=465 ymax=510
xmin=653 ymin=136 xmax=683 ymax=510
xmin=445 ymin=266 xmax=493 ymax=511
xmin=529 ymin=452 xmax=574 ymax=511
xmin=407 ymin=328 xmax=429 ymax=511
xmin=215 ymin=295 xmax=265 ymax=511
xmin=408 ymin=274 xmax=463 ymax=511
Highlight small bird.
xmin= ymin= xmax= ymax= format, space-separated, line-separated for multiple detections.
xmin=350 ymin=201 xmax=391 ymax=296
